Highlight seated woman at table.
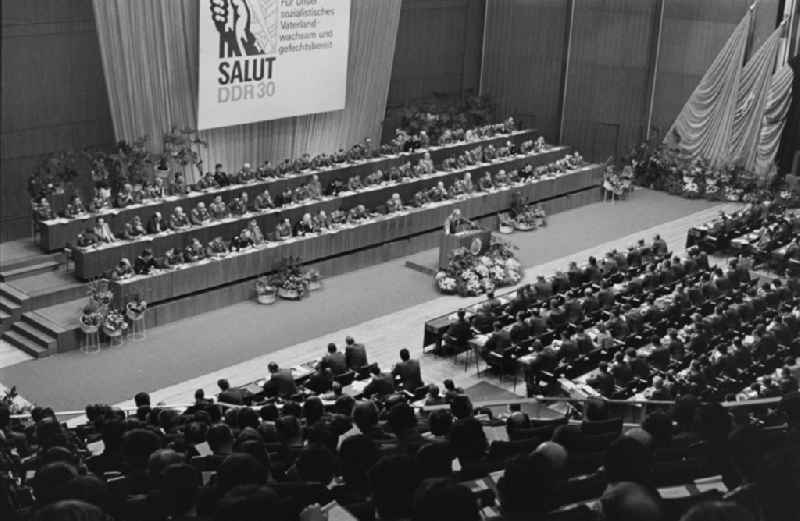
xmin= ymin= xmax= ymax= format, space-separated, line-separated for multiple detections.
xmin=147 ymin=211 xmax=167 ymax=234
xmin=494 ymin=169 xmax=509 ymax=187
xmin=89 ymin=189 xmax=111 ymax=212
xmin=190 ymin=202 xmax=211 ymax=225
xmin=169 ymin=206 xmax=190 ymax=230
xmin=313 ymin=210 xmax=332 ymax=231
xmin=76 ymin=228 xmax=99 ymax=248
xmin=93 ymin=217 xmax=116 ymax=243
xmin=64 ymin=195 xmax=87 ymax=218
xmin=196 ymin=171 xmax=218 ymax=190
xmin=116 ymin=184 xmax=135 ymax=207
xmin=111 ymin=258 xmax=134 ymax=280
xmin=183 ymin=238 xmax=206 ymax=262
xmin=244 ymin=219 xmax=265 ymax=244
xmin=412 ymin=190 xmax=429 ymax=208
xmin=294 ymin=213 xmax=317 ymax=236
xmin=275 ymin=218 xmax=293 ymax=240
xmin=307 ymin=174 xmax=323 ymax=199
xmin=171 ymin=173 xmax=190 ymax=196
xmin=146 ymin=178 xmax=167 ymax=200
xmin=206 ymin=236 xmax=229 ymax=257
xmin=209 ymin=195 xmax=228 ymax=220
xmin=348 ymin=204 xmax=369 ymax=223
xmin=231 ymin=229 xmax=255 ymax=251
xmin=134 ymin=248 xmax=156 ymax=275
xmin=347 ymin=175 xmax=363 ymax=192
xmin=253 ymin=188 xmax=275 ymax=211
xmin=478 ymin=172 xmax=494 ymax=191
xmin=121 ymin=216 xmax=146 ymax=240
xmin=386 ymin=193 xmax=404 ymax=213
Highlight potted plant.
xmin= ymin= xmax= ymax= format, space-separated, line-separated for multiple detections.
xmin=255 ymin=275 xmax=277 ymax=304
xmin=113 ymin=136 xmax=153 ymax=188
xmin=161 ymin=126 xmax=207 ymax=185
xmin=79 ymin=302 xmax=103 ymax=334
xmin=125 ymin=295 xmax=147 ymax=320
xmin=303 ymin=268 xmax=322 ymax=291
xmin=102 ymin=308 xmax=128 ymax=340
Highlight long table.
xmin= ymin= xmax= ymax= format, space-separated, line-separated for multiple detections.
xmin=73 ymin=147 xmax=570 ymax=280
xmin=40 ymin=130 xmax=538 ymax=252
xmin=109 ymin=166 xmax=603 ymax=307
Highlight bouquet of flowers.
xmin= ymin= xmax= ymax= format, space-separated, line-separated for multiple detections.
xmin=79 ymin=302 xmax=104 ymax=334
xmin=303 ymin=268 xmax=323 ymax=290
xmin=255 ymin=275 xmax=277 ymax=304
xmin=102 ymin=308 xmax=128 ymax=337
xmin=87 ymin=279 xmax=114 ymax=308
xmin=434 ymin=240 xmax=523 ymax=297
xmin=125 ymin=296 xmax=147 ymax=320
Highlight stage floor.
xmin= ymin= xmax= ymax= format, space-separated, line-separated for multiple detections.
xmin=0 ymin=189 xmax=738 ymax=411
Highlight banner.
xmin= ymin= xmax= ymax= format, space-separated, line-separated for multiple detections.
xmin=198 ymin=0 xmax=351 ymax=130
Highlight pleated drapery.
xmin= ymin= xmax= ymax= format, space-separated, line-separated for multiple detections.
xmin=754 ymin=64 xmax=794 ymax=178
xmin=730 ymin=24 xmax=783 ymax=171
xmin=663 ymin=10 xmax=751 ymax=166
xmin=92 ymin=0 xmax=402 ymax=182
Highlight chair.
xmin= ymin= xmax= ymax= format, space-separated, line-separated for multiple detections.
xmin=580 ymin=417 xmax=623 ymax=437
xmin=334 ymin=370 xmax=356 ymax=387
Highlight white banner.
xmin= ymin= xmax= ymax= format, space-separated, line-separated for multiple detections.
xmin=198 ymin=0 xmax=351 ymax=130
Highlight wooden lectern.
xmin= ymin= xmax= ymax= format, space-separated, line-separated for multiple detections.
xmin=439 ymin=229 xmax=492 ymax=269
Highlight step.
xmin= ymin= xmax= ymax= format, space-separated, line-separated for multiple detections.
xmin=0 ymin=282 xmax=28 ymax=304
xmin=22 ymin=311 xmax=65 ymax=338
xmin=12 ymin=321 xmax=56 ymax=349
xmin=0 ymin=296 xmax=21 ymax=315
xmin=1 ymin=330 xmax=49 ymax=358
xmin=0 ymin=260 xmax=60 ymax=282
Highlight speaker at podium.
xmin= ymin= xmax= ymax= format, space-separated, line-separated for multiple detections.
xmin=438 ymin=210 xmax=491 ymax=269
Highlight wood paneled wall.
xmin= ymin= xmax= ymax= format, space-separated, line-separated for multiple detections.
xmin=387 ymin=0 xmax=485 ymax=106
xmin=1 ymin=0 xmax=114 ymax=241
xmin=481 ymin=0 xmax=781 ymax=162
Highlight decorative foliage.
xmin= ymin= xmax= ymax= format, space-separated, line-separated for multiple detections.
xmin=28 ymin=151 xmax=80 ymax=198
xmin=391 ymin=94 xmax=496 ymax=144
xmin=435 ymin=239 xmax=523 ymax=297
xmin=161 ymin=127 xmax=207 ymax=168
xmin=112 ymin=136 xmax=154 ymax=186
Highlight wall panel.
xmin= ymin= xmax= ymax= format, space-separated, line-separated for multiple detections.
xmin=481 ymin=0 xmax=569 ymax=142
xmin=1 ymin=0 xmax=114 ymax=241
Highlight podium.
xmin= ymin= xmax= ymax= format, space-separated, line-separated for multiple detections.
xmin=439 ymin=229 xmax=492 ymax=269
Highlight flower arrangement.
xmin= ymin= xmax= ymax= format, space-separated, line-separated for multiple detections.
xmin=255 ymin=275 xmax=277 ymax=304
xmin=102 ymin=309 xmax=128 ymax=337
xmin=125 ymin=296 xmax=147 ymax=320
xmin=268 ymin=257 xmax=312 ymax=300
xmin=87 ymin=279 xmax=114 ymax=308
xmin=435 ymin=240 xmax=523 ymax=297
xmin=303 ymin=268 xmax=323 ymax=291
xmin=79 ymin=302 xmax=104 ymax=334
xmin=28 ymin=151 xmax=80 ymax=198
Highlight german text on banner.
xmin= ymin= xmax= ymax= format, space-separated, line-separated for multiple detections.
xmin=198 ymin=0 xmax=351 ymax=130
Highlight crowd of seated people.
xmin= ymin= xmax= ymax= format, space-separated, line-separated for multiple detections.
xmin=2 ymin=364 xmax=799 ymax=521
xmin=438 ymin=235 xmax=800 ymax=403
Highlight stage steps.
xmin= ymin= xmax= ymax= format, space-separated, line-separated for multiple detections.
xmin=0 ymin=312 xmax=60 ymax=359
xmin=0 ymin=259 xmax=61 ymax=282
xmin=0 ymin=283 xmax=28 ymax=335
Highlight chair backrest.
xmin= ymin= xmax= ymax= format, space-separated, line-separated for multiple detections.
xmin=581 ymin=417 xmax=623 ymax=436
xmin=335 ymin=370 xmax=356 ymax=387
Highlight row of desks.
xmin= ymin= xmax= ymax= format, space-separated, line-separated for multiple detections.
xmin=41 ymin=130 xmax=538 ymax=252
xmin=73 ymin=147 xmax=570 ymax=280
xmin=108 ymin=166 xmax=603 ymax=307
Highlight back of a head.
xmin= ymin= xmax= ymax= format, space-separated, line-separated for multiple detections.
xmin=147 ymin=448 xmax=183 ymax=484
xmin=605 ymin=437 xmax=653 ymax=486
xmin=450 ymin=395 xmax=473 ymax=419
xmin=303 ymin=396 xmax=325 ymax=425
xmin=213 ymin=484 xmax=285 ymax=521
xmin=160 ymin=463 xmax=202 ymax=516
xmin=448 ymin=417 xmax=487 ymax=461
xmin=428 ymin=409 xmax=453 ymax=437
xmin=416 ymin=443 xmax=454 ymax=479
xmin=679 ymin=501 xmax=755 ymax=521
xmin=400 ymin=348 xmax=411 ymax=361
xmin=327 ymin=342 xmax=337 ymax=353
xmin=339 ymin=434 xmax=378 ymax=484
xmin=31 ymin=499 xmax=106 ymax=521
xmin=370 ymin=454 xmax=421 ymax=520
xmin=412 ymin=478 xmax=480 ymax=521
xmin=275 ymin=415 xmax=301 ymax=442
xmin=206 ymin=423 xmax=234 ymax=452
xmin=388 ymin=402 xmax=417 ymax=434
xmin=217 ymin=453 xmax=267 ymax=494
xmin=134 ymin=392 xmax=150 ymax=408
xmin=33 ymin=462 xmax=78 ymax=507
xmin=601 ymin=482 xmax=664 ymax=521
xmin=585 ymin=397 xmax=608 ymax=421
xmin=121 ymin=428 xmax=162 ymax=471
xmin=352 ymin=401 xmax=379 ymax=432
xmin=296 ymin=445 xmax=335 ymax=484
xmin=62 ymin=475 xmax=109 ymax=512
xmin=498 ymin=453 xmax=555 ymax=515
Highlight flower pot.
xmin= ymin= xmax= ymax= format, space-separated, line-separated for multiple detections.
xmin=126 ymin=309 xmax=145 ymax=321
xmin=80 ymin=323 xmax=99 ymax=335
xmin=308 ymin=280 xmax=322 ymax=291
xmin=257 ymin=293 xmax=277 ymax=304
xmin=277 ymin=288 xmax=302 ymax=300
xmin=103 ymin=325 xmax=123 ymax=338
xmin=498 ymin=224 xmax=514 ymax=234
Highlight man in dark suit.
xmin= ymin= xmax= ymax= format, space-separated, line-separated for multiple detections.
xmin=319 ymin=343 xmax=348 ymax=375
xmin=509 ymin=311 xmax=531 ymax=344
xmin=146 ymin=211 xmax=166 ymax=234
xmin=344 ymin=335 xmax=368 ymax=370
xmin=363 ymin=364 xmax=395 ymax=397
xmin=217 ymin=378 xmax=249 ymax=405
xmin=263 ymin=362 xmax=297 ymax=398
xmin=445 ymin=309 xmax=474 ymax=353
xmin=392 ymin=348 xmax=424 ymax=391
xmin=482 ymin=322 xmax=512 ymax=369
xmin=587 ymin=362 xmax=615 ymax=397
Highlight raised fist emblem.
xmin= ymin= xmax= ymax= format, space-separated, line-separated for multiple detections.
xmin=211 ymin=0 xmax=272 ymax=57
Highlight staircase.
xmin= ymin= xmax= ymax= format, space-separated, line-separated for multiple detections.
xmin=0 ymin=254 xmax=61 ymax=282
xmin=1 ymin=312 xmax=59 ymax=358
xmin=0 ymin=283 xmax=28 ymax=335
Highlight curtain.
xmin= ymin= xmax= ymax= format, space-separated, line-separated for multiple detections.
xmin=776 ymin=54 xmax=800 ymax=174
xmin=663 ymin=10 xmax=751 ymax=166
xmin=730 ymin=24 xmax=783 ymax=170
xmin=754 ymin=63 xmax=794 ymax=178
xmin=92 ymin=0 xmax=402 ymax=182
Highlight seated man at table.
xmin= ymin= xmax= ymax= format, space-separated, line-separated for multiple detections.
xmin=169 ymin=206 xmax=190 ymax=230
xmin=121 ymin=216 xmax=146 ymax=240
xmin=363 ymin=364 xmax=395 ymax=398
xmin=233 ymin=163 xmax=255 ymax=184
xmin=586 ymin=362 xmax=615 ymax=397
xmin=244 ymin=219 xmax=264 ymax=244
xmin=253 ymin=188 xmax=275 ymax=211
xmin=478 ymin=172 xmax=494 ymax=191
xmin=509 ymin=311 xmax=531 ymax=344
xmin=163 ymin=247 xmax=183 ymax=267
xmin=392 ymin=348 xmax=423 ymax=391
xmin=344 ymin=336 xmax=368 ymax=370
xmin=89 ymin=189 xmax=111 ymax=212
xmin=64 ymin=194 xmax=87 ymax=218
xmin=190 ymin=202 xmax=211 ymax=225
xmin=412 ymin=189 xmax=429 ymax=207
xmin=171 ymin=172 xmax=190 ymax=196
xmin=134 ymin=248 xmax=156 ymax=275
xmin=111 ymin=257 xmax=134 ymax=280
xmin=206 ymin=236 xmax=229 ymax=257
xmin=227 ymin=194 xmax=247 ymax=216
xmin=428 ymin=181 xmax=448 ymax=202
xmin=116 ymin=183 xmax=135 ymax=207
xmin=347 ymin=175 xmax=363 ymax=192
xmin=307 ymin=174 xmax=323 ymax=199
xmin=348 ymin=204 xmax=368 ymax=223
xmin=294 ymin=213 xmax=317 ymax=236
xmin=76 ymin=228 xmax=99 ymax=248
xmin=444 ymin=208 xmax=474 ymax=234
xmin=319 ymin=343 xmax=348 ymax=376
xmin=183 ymin=238 xmax=206 ymax=262
xmin=386 ymin=193 xmax=404 ymax=213
xmin=263 ymin=361 xmax=297 ymax=398
xmin=275 ymin=218 xmax=293 ymax=240
xmin=93 ymin=217 xmax=116 ymax=243
xmin=784 ymin=237 xmax=800 ymax=260
xmin=209 ymin=195 xmax=228 ymax=220
xmin=145 ymin=178 xmax=166 ymax=200
xmin=231 ymin=229 xmax=255 ymax=251
xmin=196 ymin=170 xmax=217 ymax=190
xmin=147 ymin=211 xmax=167 ymax=234
xmin=444 ymin=309 xmax=474 ymax=354
xmin=213 ymin=163 xmax=230 ymax=187
xmin=481 ymin=321 xmax=512 ymax=367
xmin=313 ymin=210 xmax=332 ymax=231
